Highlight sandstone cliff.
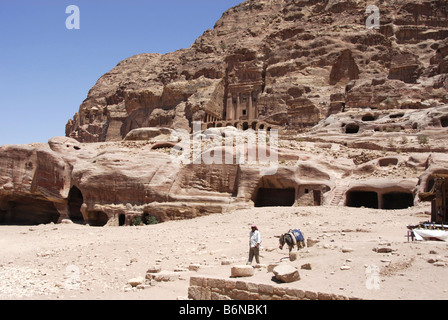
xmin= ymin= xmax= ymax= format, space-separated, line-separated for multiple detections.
xmin=65 ymin=0 xmax=448 ymax=142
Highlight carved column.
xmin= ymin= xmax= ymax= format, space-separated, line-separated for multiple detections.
xmin=236 ymin=94 xmax=241 ymax=120
xmin=227 ymin=95 xmax=233 ymax=120
xmin=248 ymin=92 xmax=253 ymax=120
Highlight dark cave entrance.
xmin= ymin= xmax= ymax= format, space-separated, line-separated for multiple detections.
xmin=441 ymin=116 xmax=448 ymax=128
xmin=346 ymin=190 xmax=414 ymax=209
xmin=346 ymin=191 xmax=378 ymax=209
xmin=68 ymin=186 xmax=84 ymax=224
xmin=119 ymin=214 xmax=126 ymax=226
xmin=378 ymin=158 xmax=399 ymax=167
xmin=362 ymin=114 xmax=376 ymax=121
xmin=254 ymin=188 xmax=296 ymax=207
xmin=0 ymin=196 xmax=60 ymax=225
xmin=86 ymin=211 xmax=109 ymax=227
xmin=345 ymin=123 xmax=360 ymax=134
xmin=382 ymin=192 xmax=414 ymax=209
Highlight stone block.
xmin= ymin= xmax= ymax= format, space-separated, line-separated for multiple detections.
xmin=305 ymin=290 xmax=318 ymax=300
xmin=258 ymin=284 xmax=274 ymax=295
xmin=289 ymin=252 xmax=299 ymax=261
xmin=146 ymin=265 xmax=161 ymax=274
xmin=231 ymin=265 xmax=254 ymax=278
xmin=273 ymin=264 xmax=300 ymax=283
xmin=128 ymin=276 xmax=145 ymax=287
xmin=188 ymin=264 xmax=201 ymax=271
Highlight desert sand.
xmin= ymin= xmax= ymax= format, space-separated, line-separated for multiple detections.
xmin=1 ymin=203 xmax=447 ymax=301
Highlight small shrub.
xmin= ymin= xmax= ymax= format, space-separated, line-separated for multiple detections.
xmin=145 ymin=215 xmax=159 ymax=225
xmin=132 ymin=216 xmax=142 ymax=226
xmin=417 ymin=135 xmax=429 ymax=145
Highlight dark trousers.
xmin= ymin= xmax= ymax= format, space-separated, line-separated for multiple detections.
xmin=247 ymin=246 xmax=260 ymax=265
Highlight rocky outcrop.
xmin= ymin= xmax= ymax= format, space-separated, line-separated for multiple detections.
xmin=2 ymin=123 xmax=448 ymax=225
xmin=388 ymin=52 xmax=422 ymax=84
xmin=65 ymin=0 xmax=448 ymax=142
xmin=329 ymin=49 xmax=359 ymax=85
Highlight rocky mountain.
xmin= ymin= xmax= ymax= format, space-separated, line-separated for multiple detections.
xmin=66 ymin=0 xmax=448 ymax=143
xmin=1 ymin=0 xmax=448 ymax=226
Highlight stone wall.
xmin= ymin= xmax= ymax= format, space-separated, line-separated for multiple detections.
xmin=188 ymin=276 xmax=360 ymax=300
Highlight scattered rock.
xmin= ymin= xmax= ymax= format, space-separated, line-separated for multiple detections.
xmin=373 ymin=247 xmax=393 ymax=253
xmin=289 ymin=252 xmax=299 ymax=261
xmin=136 ymin=284 xmax=152 ymax=290
xmin=188 ymin=264 xmax=201 ymax=271
xmin=307 ymin=238 xmax=319 ymax=247
xmin=128 ymin=277 xmax=145 ymax=287
xmin=273 ymin=264 xmax=300 ymax=283
xmin=146 ymin=266 xmax=161 ymax=274
xmin=149 ymin=271 xmax=180 ymax=282
xmin=301 ymin=263 xmax=312 ymax=270
xmin=230 ymin=265 xmax=254 ymax=278
xmin=221 ymin=259 xmax=233 ymax=265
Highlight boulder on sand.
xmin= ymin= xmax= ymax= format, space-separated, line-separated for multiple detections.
xmin=231 ymin=265 xmax=254 ymax=278
xmin=273 ymin=264 xmax=300 ymax=283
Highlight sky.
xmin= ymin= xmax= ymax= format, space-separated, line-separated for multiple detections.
xmin=0 ymin=0 xmax=245 ymax=146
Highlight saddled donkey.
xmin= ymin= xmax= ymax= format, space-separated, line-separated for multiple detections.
xmin=278 ymin=229 xmax=306 ymax=252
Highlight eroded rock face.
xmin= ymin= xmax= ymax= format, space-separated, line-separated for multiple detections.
xmin=65 ymin=0 xmax=448 ymax=142
xmin=2 ymin=125 xmax=448 ymax=226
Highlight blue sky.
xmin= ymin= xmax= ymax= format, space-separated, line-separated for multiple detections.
xmin=0 ymin=0 xmax=244 ymax=146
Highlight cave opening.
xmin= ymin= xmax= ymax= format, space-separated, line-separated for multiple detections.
xmin=382 ymin=192 xmax=414 ymax=209
xmin=119 ymin=214 xmax=126 ymax=226
xmin=378 ymin=158 xmax=399 ymax=167
xmin=254 ymin=188 xmax=296 ymax=207
xmin=345 ymin=123 xmax=360 ymax=134
xmin=86 ymin=211 xmax=109 ymax=227
xmin=68 ymin=186 xmax=84 ymax=224
xmin=0 ymin=196 xmax=60 ymax=225
xmin=441 ymin=116 xmax=448 ymax=128
xmin=346 ymin=190 xmax=378 ymax=209
xmin=362 ymin=114 xmax=376 ymax=121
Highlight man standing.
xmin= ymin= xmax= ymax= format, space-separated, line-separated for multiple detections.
xmin=247 ymin=224 xmax=262 ymax=265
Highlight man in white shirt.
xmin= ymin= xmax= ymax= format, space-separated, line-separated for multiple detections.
xmin=247 ymin=224 xmax=262 ymax=265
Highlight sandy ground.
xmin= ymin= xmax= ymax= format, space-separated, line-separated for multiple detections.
xmin=1 ymin=203 xmax=448 ymax=301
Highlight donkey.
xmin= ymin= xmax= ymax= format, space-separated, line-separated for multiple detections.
xmin=278 ymin=229 xmax=306 ymax=252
